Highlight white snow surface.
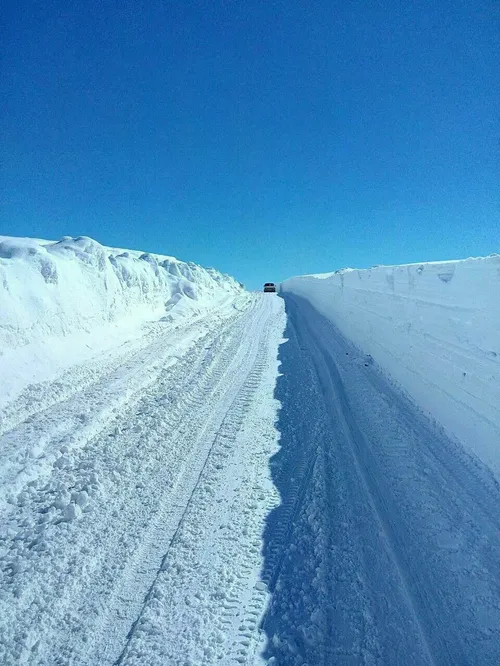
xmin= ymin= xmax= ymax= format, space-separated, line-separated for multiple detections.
xmin=0 ymin=286 xmax=286 ymax=665
xmin=281 ymin=255 xmax=500 ymax=478
xmin=2 ymin=236 xmax=500 ymax=665
xmin=0 ymin=235 xmax=242 ymax=408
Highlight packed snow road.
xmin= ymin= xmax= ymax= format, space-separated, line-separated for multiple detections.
xmin=2 ymin=291 xmax=500 ymax=666
xmin=262 ymin=294 xmax=500 ymax=665
xmin=0 ymin=293 xmax=286 ymax=665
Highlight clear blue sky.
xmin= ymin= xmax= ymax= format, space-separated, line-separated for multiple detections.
xmin=2 ymin=0 xmax=499 ymax=288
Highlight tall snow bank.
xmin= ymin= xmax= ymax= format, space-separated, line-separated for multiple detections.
xmin=0 ymin=236 xmax=242 ymax=406
xmin=282 ymin=256 xmax=500 ymax=477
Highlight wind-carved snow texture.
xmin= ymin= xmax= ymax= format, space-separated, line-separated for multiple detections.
xmin=260 ymin=294 xmax=500 ymax=665
xmin=281 ymin=255 xmax=500 ymax=480
xmin=0 ymin=235 xmax=242 ymax=409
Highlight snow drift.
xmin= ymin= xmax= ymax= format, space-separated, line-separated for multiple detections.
xmin=0 ymin=235 xmax=242 ymax=407
xmin=281 ymin=256 xmax=500 ymax=478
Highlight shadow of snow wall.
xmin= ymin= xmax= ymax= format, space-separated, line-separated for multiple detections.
xmin=259 ymin=294 xmax=333 ymax=665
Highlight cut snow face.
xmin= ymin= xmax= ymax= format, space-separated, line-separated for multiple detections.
xmin=0 ymin=235 xmax=242 ymax=408
xmin=281 ymin=255 xmax=500 ymax=480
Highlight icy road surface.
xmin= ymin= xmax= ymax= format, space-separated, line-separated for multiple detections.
xmin=2 ymin=292 xmax=500 ymax=665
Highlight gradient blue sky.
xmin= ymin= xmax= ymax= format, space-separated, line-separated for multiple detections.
xmin=2 ymin=0 xmax=499 ymax=288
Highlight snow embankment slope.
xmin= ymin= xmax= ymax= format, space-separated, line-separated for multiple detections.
xmin=281 ymin=255 xmax=500 ymax=477
xmin=0 ymin=236 xmax=242 ymax=407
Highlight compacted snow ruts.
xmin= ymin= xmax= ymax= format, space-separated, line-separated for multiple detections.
xmin=113 ymin=295 xmax=285 ymax=666
xmin=261 ymin=294 xmax=500 ymax=665
xmin=0 ymin=293 xmax=286 ymax=665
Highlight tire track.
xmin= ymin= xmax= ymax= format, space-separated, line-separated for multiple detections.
xmin=0 ymin=299 xmax=254 ymax=438
xmin=263 ymin=294 xmax=500 ymax=666
xmin=0 ymin=296 xmax=265 ymax=665
xmin=0 ymin=301 xmax=254 ymax=509
xmin=113 ymin=298 xmax=280 ymax=665
xmin=78 ymin=301 xmax=264 ymax=665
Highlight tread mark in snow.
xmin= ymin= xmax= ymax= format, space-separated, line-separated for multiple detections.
xmin=260 ymin=294 xmax=500 ymax=666
xmin=112 ymin=298 xmax=280 ymax=665
xmin=0 ymin=295 xmax=285 ymax=665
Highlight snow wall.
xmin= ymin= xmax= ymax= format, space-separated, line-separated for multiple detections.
xmin=0 ymin=235 xmax=242 ymax=406
xmin=281 ymin=256 xmax=500 ymax=477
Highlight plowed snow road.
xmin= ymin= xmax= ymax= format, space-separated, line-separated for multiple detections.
xmin=263 ymin=294 xmax=500 ymax=666
xmin=1 ymin=293 xmax=500 ymax=665
xmin=0 ymin=294 xmax=285 ymax=666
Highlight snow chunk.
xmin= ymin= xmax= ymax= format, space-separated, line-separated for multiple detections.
xmin=62 ymin=503 xmax=82 ymax=522
xmin=71 ymin=490 xmax=89 ymax=508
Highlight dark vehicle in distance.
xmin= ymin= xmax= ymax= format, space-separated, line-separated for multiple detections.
xmin=263 ymin=283 xmax=276 ymax=293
